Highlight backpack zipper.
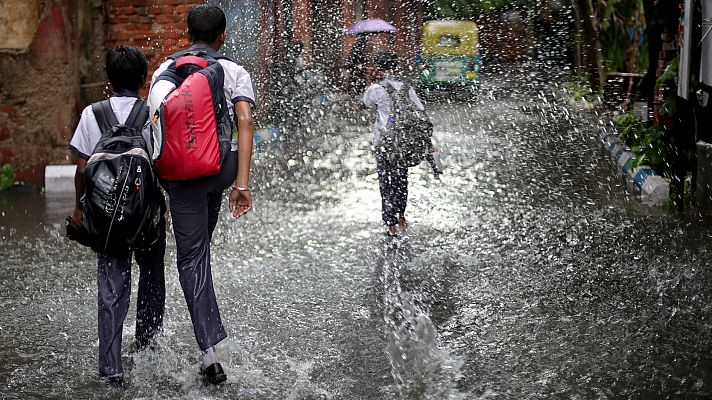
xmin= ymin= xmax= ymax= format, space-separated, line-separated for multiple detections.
xmin=103 ymin=157 xmax=134 ymax=252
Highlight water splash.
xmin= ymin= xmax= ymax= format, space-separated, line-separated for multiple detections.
xmin=376 ymin=237 xmax=472 ymax=399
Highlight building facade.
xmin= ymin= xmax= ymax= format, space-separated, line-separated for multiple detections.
xmin=0 ymin=0 xmax=425 ymax=185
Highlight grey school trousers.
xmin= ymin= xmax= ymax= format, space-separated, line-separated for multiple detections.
xmin=376 ymin=160 xmax=409 ymax=227
xmin=161 ymin=151 xmax=237 ymax=351
xmin=97 ymin=214 xmax=166 ymax=377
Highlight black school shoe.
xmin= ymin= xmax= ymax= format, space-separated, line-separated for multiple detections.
xmin=200 ymin=362 xmax=227 ymax=385
xmin=100 ymin=374 xmax=124 ymax=388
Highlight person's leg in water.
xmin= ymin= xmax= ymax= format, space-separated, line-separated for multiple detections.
xmin=392 ymin=167 xmax=409 ymax=231
xmin=133 ymin=207 xmax=167 ymax=351
xmin=165 ymin=182 xmax=228 ymax=384
xmin=163 ymin=152 xmax=236 ymax=385
xmin=199 ymin=152 xmax=237 ymax=383
xmin=377 ymin=160 xmax=399 ymax=235
xmin=97 ymin=252 xmax=132 ymax=386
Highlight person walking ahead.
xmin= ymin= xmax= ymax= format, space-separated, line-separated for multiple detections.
xmin=69 ymin=45 xmax=166 ymax=386
xmin=362 ymin=51 xmax=435 ymax=236
xmin=148 ymin=5 xmax=255 ymax=385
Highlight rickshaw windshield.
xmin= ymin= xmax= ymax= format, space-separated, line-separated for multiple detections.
xmin=422 ymin=20 xmax=478 ymax=56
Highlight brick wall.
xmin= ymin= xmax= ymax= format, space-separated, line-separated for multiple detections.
xmin=106 ymin=0 xmax=204 ymax=94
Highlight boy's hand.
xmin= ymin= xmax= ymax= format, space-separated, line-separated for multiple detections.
xmin=70 ymin=206 xmax=84 ymax=228
xmin=229 ymin=189 xmax=252 ymax=219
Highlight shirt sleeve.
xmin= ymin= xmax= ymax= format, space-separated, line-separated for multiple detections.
xmin=69 ymin=106 xmax=97 ymax=160
xmin=408 ymin=86 xmax=425 ymax=111
xmin=224 ymin=63 xmax=256 ymax=109
xmin=363 ymin=84 xmax=384 ymax=109
xmin=147 ymin=60 xmax=172 ymax=110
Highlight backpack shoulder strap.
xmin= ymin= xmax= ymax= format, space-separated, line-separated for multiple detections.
xmin=91 ymin=100 xmax=120 ymax=137
xmin=168 ymin=50 xmax=192 ymax=60
xmin=124 ymin=99 xmax=149 ymax=131
xmin=169 ymin=49 xmax=233 ymax=62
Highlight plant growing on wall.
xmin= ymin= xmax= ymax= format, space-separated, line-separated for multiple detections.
xmin=657 ymin=57 xmax=679 ymax=117
xmin=0 ymin=164 xmax=15 ymax=191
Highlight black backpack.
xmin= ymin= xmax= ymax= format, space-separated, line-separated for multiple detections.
xmin=376 ymin=80 xmax=433 ymax=168
xmin=81 ymin=99 xmax=162 ymax=254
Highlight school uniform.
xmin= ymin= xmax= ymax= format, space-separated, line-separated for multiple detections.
xmin=363 ymin=78 xmax=425 ymax=227
xmin=149 ymin=44 xmax=256 ymax=352
xmin=69 ymin=94 xmax=166 ymax=378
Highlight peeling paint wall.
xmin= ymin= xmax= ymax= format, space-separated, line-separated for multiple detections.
xmin=0 ymin=1 xmax=87 ymax=185
xmin=0 ymin=0 xmax=205 ymax=186
xmin=0 ymin=0 xmax=41 ymax=49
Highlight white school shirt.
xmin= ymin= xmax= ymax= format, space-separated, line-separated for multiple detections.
xmin=69 ymin=96 xmax=152 ymax=160
xmin=149 ymin=46 xmax=256 ymax=151
xmin=362 ymin=77 xmax=425 ymax=146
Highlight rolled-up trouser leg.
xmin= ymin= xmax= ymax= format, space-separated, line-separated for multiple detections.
xmin=134 ymin=214 xmax=167 ymax=349
xmin=97 ymin=252 xmax=132 ymax=376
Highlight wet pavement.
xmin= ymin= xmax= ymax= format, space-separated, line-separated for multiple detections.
xmin=2 ymin=65 xmax=712 ymax=399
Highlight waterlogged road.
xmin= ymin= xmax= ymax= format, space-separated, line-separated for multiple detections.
xmin=3 ymin=66 xmax=712 ymax=399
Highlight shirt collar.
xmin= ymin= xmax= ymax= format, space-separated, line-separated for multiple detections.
xmin=189 ymin=43 xmax=216 ymax=52
xmin=113 ymin=90 xmax=140 ymax=98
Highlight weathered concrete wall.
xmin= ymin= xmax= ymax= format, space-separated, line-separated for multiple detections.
xmin=0 ymin=1 xmax=86 ymax=185
xmin=0 ymin=0 xmax=40 ymax=49
xmin=0 ymin=0 xmax=205 ymax=187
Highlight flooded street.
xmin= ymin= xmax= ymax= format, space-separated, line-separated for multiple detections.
xmin=3 ymin=66 xmax=712 ymax=399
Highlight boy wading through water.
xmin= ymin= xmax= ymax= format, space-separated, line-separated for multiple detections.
xmin=148 ymin=5 xmax=255 ymax=385
xmin=362 ymin=51 xmax=440 ymax=236
xmin=69 ymin=46 xmax=166 ymax=387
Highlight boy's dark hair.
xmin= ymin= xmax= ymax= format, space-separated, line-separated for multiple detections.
xmin=187 ymin=5 xmax=227 ymax=43
xmin=105 ymin=46 xmax=147 ymax=93
xmin=375 ymin=51 xmax=398 ymax=72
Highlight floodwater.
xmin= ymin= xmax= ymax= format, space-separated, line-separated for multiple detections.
xmin=3 ymin=65 xmax=712 ymax=399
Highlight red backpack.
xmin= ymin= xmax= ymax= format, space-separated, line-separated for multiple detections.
xmin=148 ymin=50 xmax=233 ymax=181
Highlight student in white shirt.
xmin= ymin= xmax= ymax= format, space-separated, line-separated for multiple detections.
xmin=69 ymin=45 xmax=166 ymax=387
xmin=362 ymin=52 xmax=430 ymax=236
xmin=147 ymin=5 xmax=255 ymax=385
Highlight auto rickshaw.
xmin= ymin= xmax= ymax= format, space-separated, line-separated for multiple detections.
xmin=417 ymin=20 xmax=481 ymax=91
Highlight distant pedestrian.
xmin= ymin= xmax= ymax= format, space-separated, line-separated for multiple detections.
xmin=362 ymin=51 xmax=440 ymax=236
xmin=147 ymin=4 xmax=255 ymax=385
xmin=68 ymin=45 xmax=166 ymax=387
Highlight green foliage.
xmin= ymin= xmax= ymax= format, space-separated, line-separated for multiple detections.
xmin=657 ymin=58 xmax=679 ymax=85
xmin=612 ymin=112 xmax=645 ymax=146
xmin=629 ymin=124 xmax=667 ymax=172
xmin=657 ymin=58 xmax=679 ymax=116
xmin=563 ymin=75 xmax=601 ymax=102
xmin=0 ymin=164 xmax=15 ymax=191
xmin=599 ymin=0 xmax=647 ymax=73
xmin=612 ymin=112 xmax=670 ymax=174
